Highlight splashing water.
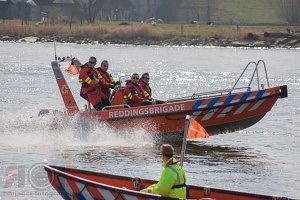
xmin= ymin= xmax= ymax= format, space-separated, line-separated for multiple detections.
xmin=0 ymin=110 xmax=155 ymax=149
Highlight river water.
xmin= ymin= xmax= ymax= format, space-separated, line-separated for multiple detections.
xmin=0 ymin=42 xmax=299 ymax=199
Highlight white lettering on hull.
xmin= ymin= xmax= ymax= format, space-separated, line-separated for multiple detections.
xmin=108 ymin=104 xmax=185 ymax=119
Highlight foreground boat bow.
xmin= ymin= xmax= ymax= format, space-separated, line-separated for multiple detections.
xmin=44 ymin=165 xmax=293 ymax=200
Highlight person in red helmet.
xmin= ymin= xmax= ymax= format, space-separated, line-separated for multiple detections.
xmin=79 ymin=56 xmax=104 ymax=110
xmin=95 ymin=60 xmax=119 ymax=108
xmin=123 ymin=73 xmax=152 ymax=107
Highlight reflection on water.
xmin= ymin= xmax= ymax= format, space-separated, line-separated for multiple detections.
xmin=0 ymin=42 xmax=299 ymax=199
xmin=174 ymin=141 xmax=266 ymax=175
xmin=185 ymin=142 xmax=258 ymax=161
xmin=67 ymin=140 xmax=266 ymax=175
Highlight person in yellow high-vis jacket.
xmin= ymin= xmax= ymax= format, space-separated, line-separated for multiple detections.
xmin=141 ymin=144 xmax=187 ymax=198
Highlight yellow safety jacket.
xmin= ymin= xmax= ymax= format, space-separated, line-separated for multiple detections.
xmin=141 ymin=158 xmax=187 ymax=198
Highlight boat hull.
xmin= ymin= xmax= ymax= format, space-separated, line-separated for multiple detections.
xmin=45 ymin=165 xmax=292 ymax=200
xmin=79 ymin=86 xmax=287 ymax=137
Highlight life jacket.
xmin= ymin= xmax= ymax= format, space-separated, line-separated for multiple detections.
xmin=140 ymin=158 xmax=187 ymax=199
xmin=96 ymin=68 xmax=116 ymax=100
xmin=110 ymin=87 xmax=125 ymax=106
xmin=123 ymin=81 xmax=147 ymax=107
xmin=139 ymin=80 xmax=151 ymax=99
xmin=78 ymin=64 xmax=102 ymax=107
xmin=79 ymin=64 xmax=98 ymax=89
xmin=166 ymin=162 xmax=187 ymax=198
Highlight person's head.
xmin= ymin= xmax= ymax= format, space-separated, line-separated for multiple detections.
xmin=141 ymin=72 xmax=150 ymax=83
xmin=70 ymin=58 xmax=82 ymax=70
xmin=100 ymin=60 xmax=109 ymax=72
xmin=88 ymin=56 xmax=97 ymax=68
xmin=160 ymin=144 xmax=174 ymax=161
xmin=72 ymin=58 xmax=81 ymax=69
xmin=131 ymin=73 xmax=139 ymax=84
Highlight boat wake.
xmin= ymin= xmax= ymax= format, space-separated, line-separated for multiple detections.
xmin=0 ymin=111 xmax=155 ymax=149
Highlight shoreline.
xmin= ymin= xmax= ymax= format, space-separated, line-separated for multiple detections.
xmin=1 ymin=34 xmax=300 ymax=49
xmin=1 ymin=20 xmax=300 ymax=48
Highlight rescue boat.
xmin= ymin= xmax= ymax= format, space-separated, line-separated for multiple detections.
xmin=51 ymin=59 xmax=287 ymax=138
xmin=44 ymin=165 xmax=293 ymax=200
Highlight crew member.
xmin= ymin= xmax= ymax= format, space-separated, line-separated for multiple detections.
xmin=96 ymin=60 xmax=118 ymax=107
xmin=123 ymin=73 xmax=152 ymax=107
xmin=141 ymin=144 xmax=187 ymax=198
xmin=139 ymin=72 xmax=152 ymax=99
xmin=79 ymin=56 xmax=104 ymax=110
xmin=139 ymin=72 xmax=164 ymax=104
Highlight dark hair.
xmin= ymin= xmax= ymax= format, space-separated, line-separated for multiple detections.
xmin=89 ymin=56 xmax=97 ymax=62
xmin=101 ymin=60 xmax=108 ymax=66
xmin=160 ymin=144 xmax=174 ymax=158
xmin=131 ymin=73 xmax=139 ymax=78
xmin=142 ymin=72 xmax=149 ymax=78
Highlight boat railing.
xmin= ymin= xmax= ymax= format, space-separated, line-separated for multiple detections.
xmin=118 ymin=75 xmax=131 ymax=87
xmin=230 ymin=60 xmax=270 ymax=93
xmin=167 ymin=86 xmax=250 ymax=102
xmin=102 ymin=104 xmax=130 ymax=110
xmin=167 ymin=60 xmax=270 ymax=103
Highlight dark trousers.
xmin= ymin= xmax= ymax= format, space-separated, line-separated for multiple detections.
xmin=80 ymin=90 xmax=88 ymax=101
xmin=102 ymin=98 xmax=111 ymax=109
xmin=94 ymin=99 xmax=112 ymax=111
xmin=154 ymin=100 xmax=165 ymax=104
xmin=94 ymin=102 xmax=104 ymax=111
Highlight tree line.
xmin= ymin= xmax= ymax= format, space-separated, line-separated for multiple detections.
xmin=78 ymin=0 xmax=300 ymax=24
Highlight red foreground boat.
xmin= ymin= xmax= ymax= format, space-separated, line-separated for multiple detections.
xmin=50 ymin=59 xmax=287 ymax=138
xmin=44 ymin=165 xmax=292 ymax=200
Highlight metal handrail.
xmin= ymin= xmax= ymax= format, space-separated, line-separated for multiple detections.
xmin=118 ymin=75 xmax=131 ymax=87
xmin=167 ymin=86 xmax=250 ymax=102
xmin=102 ymin=104 xmax=130 ymax=110
xmin=167 ymin=60 xmax=270 ymax=103
xmin=257 ymin=60 xmax=270 ymax=88
xmin=230 ymin=60 xmax=270 ymax=93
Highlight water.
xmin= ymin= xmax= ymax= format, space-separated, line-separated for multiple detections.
xmin=0 ymin=42 xmax=299 ymax=199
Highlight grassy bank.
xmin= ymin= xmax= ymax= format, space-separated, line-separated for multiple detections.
xmin=217 ymin=0 xmax=283 ymax=24
xmin=0 ymin=20 xmax=299 ymax=47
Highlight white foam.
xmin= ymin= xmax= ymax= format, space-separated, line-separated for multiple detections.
xmin=0 ymin=110 xmax=155 ymax=149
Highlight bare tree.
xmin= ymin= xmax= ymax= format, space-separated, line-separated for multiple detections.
xmin=156 ymin=0 xmax=182 ymax=22
xmin=206 ymin=0 xmax=216 ymax=24
xmin=76 ymin=0 xmax=109 ymax=23
xmin=277 ymin=0 xmax=300 ymax=24
xmin=190 ymin=0 xmax=204 ymax=22
xmin=182 ymin=0 xmax=216 ymax=23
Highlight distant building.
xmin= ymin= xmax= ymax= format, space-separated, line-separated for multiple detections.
xmin=34 ymin=0 xmax=79 ymax=21
xmin=0 ymin=0 xmax=39 ymax=21
xmin=0 ymin=0 xmax=79 ymax=21
xmin=0 ymin=0 xmax=13 ymax=19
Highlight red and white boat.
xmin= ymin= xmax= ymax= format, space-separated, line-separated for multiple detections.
xmin=44 ymin=165 xmax=292 ymax=200
xmin=50 ymin=59 xmax=287 ymax=138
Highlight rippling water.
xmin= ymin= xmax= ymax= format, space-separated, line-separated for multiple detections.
xmin=0 ymin=42 xmax=299 ymax=199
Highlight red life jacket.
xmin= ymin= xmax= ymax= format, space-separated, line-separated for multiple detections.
xmin=139 ymin=80 xmax=152 ymax=99
xmin=96 ymin=68 xmax=116 ymax=100
xmin=123 ymin=81 xmax=147 ymax=107
xmin=79 ymin=64 xmax=102 ymax=107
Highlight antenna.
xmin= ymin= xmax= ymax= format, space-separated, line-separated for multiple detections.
xmin=54 ymin=37 xmax=57 ymax=61
xmin=69 ymin=45 xmax=72 ymax=59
